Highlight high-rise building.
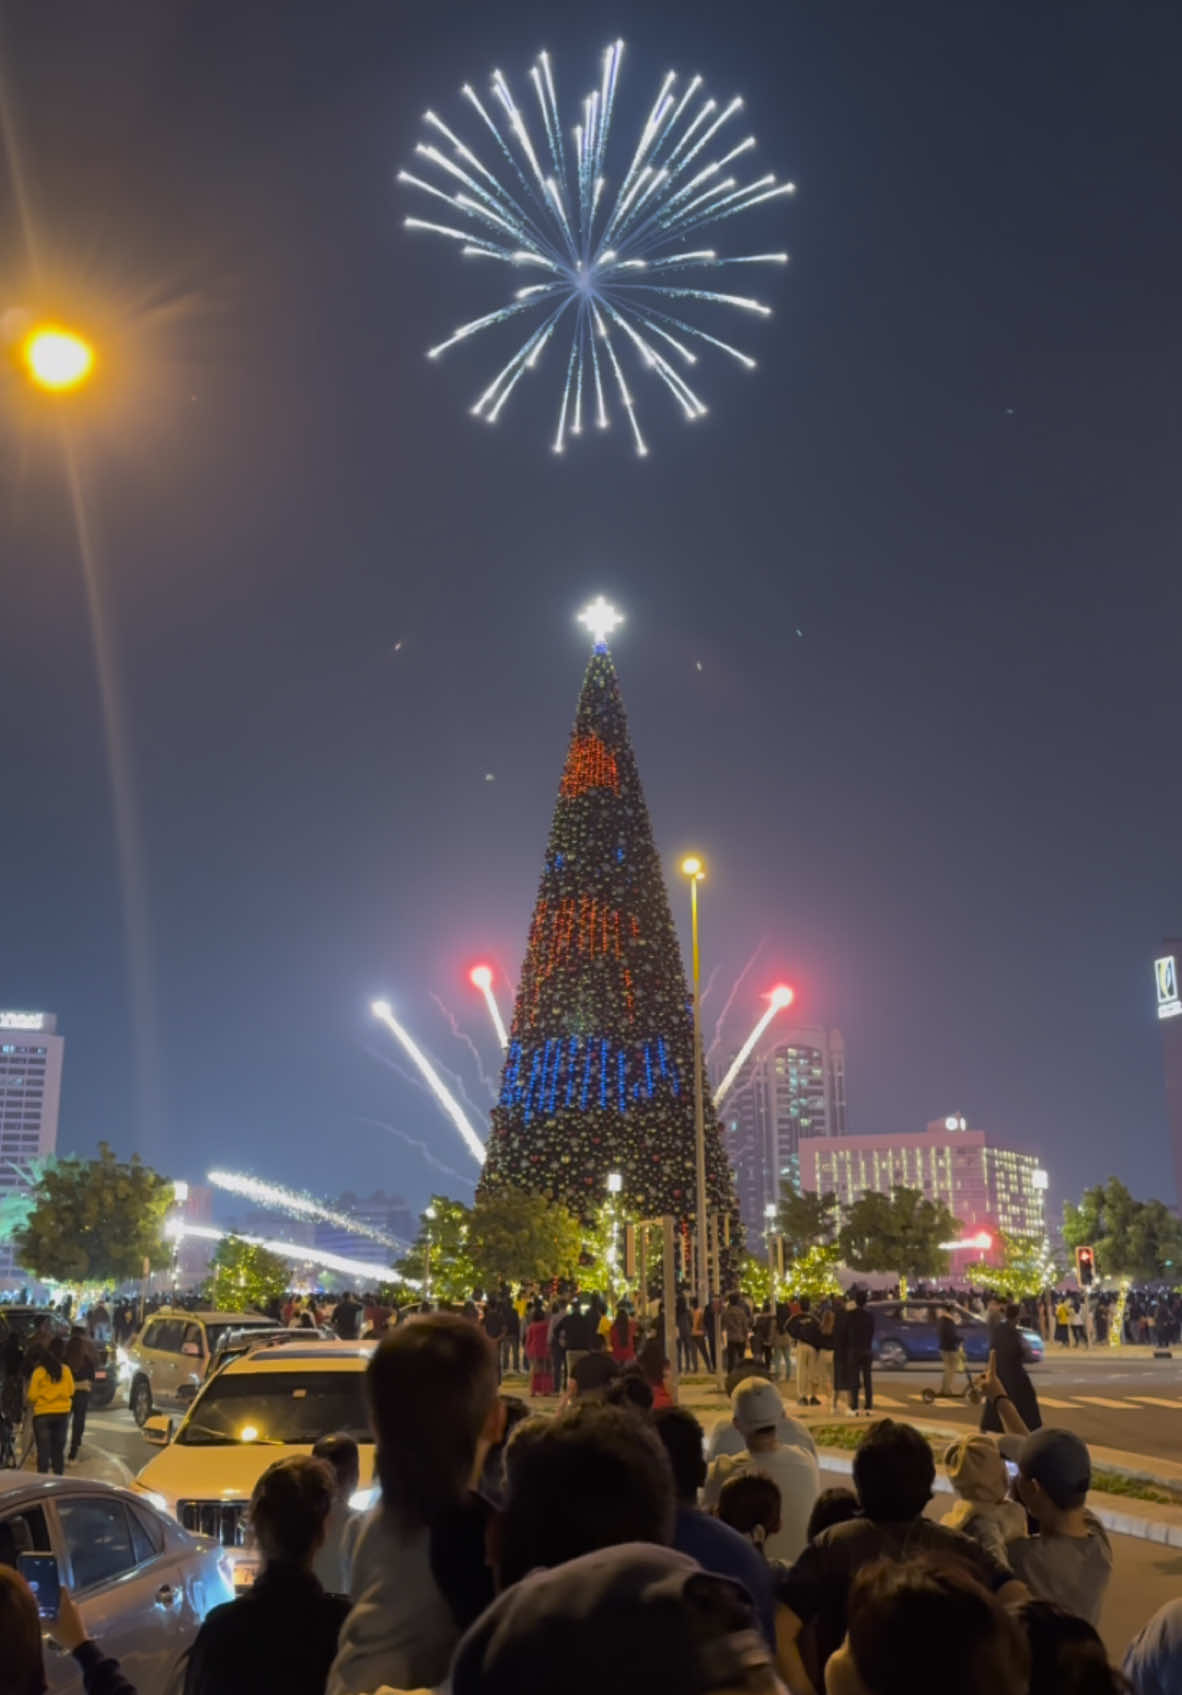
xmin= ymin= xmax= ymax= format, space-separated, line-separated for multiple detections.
xmin=722 ymin=1027 xmax=847 ymax=1238
xmin=1154 ymin=943 xmax=1182 ymax=1206
xmin=797 ymin=1115 xmax=1048 ymax=1263
xmin=0 ymin=1011 xmax=64 ymax=1286
xmin=312 ymin=1191 xmax=415 ymax=1263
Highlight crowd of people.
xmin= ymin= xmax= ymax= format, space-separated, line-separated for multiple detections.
xmin=5 ymin=1305 xmax=1182 ymax=1694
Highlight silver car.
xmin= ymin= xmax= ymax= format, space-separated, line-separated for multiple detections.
xmin=0 ymin=1471 xmax=233 ymax=1694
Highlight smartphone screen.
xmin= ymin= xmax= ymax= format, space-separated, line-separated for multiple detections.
xmin=18 ymin=1552 xmax=61 ymax=1620
xmin=1004 ymin=1459 xmax=1020 ymax=1484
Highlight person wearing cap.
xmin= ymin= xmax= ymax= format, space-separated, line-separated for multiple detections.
xmin=702 ymin=1378 xmax=820 ymax=1563
xmin=1007 ymin=1427 xmax=1112 ymax=1625
xmin=940 ymin=1434 xmax=1027 ymax=1564
xmin=448 ymin=1542 xmax=787 ymax=1695
xmin=978 ymin=1351 xmax=1112 ymax=1625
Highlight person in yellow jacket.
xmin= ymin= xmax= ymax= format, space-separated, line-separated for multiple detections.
xmin=27 ymin=1338 xmax=74 ymax=1474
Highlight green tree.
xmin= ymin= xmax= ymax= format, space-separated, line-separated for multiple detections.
xmin=1063 ymin=1178 xmax=1182 ymax=1281
xmin=782 ymin=1242 xmax=844 ymax=1303
xmin=962 ymin=1232 xmax=1057 ymax=1300
xmin=775 ymin=1180 xmax=839 ymax=1260
xmin=14 ymin=1143 xmax=173 ymax=1285
xmin=467 ymin=1186 xmax=584 ymax=1290
xmin=0 ymin=1156 xmax=55 ymax=1251
xmin=206 ymin=1236 xmax=289 ymax=1311
xmin=395 ymin=1195 xmax=477 ymax=1302
xmin=838 ymin=1185 xmax=959 ymax=1280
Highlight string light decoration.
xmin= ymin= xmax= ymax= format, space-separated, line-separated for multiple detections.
xmin=479 ymin=609 xmax=738 ymax=1234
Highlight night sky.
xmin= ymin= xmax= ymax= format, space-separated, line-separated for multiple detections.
xmin=3 ymin=2 xmax=1180 ymax=1221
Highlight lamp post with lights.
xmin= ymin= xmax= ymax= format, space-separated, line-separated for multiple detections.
xmin=681 ymin=856 xmax=710 ymax=1315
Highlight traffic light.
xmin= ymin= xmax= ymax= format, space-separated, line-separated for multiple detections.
xmin=1075 ymin=1245 xmax=1096 ymax=1286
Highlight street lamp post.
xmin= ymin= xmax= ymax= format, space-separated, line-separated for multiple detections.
xmin=424 ymin=1204 xmax=437 ymax=1302
xmin=681 ymin=857 xmax=710 ymax=1320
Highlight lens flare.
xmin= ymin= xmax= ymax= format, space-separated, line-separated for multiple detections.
xmin=713 ymin=983 xmax=796 ymax=1107
xmin=21 ymin=324 xmax=94 ymax=391
xmin=371 ymin=1000 xmax=488 ymax=1164
xmin=403 ymin=41 xmax=794 ymax=453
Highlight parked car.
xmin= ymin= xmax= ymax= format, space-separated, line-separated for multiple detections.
xmin=868 ymin=1300 xmax=1044 ymax=1369
xmin=132 ymin=1340 xmax=377 ymax=1588
xmin=203 ymin=1326 xmax=335 ymax=1381
xmin=0 ymin=1470 xmax=233 ymax=1694
xmin=121 ymin=1309 xmax=277 ymax=1425
xmin=0 ymin=1310 xmax=120 ymax=1411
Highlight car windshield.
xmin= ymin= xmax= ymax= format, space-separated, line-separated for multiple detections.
xmin=203 ymin=1322 xmax=278 ymax=1355
xmin=176 ymin=1371 xmax=372 ymax=1445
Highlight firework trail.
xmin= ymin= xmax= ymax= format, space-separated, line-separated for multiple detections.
xmin=699 ymin=961 xmax=722 ymax=1008
xmin=353 ymin=1115 xmax=479 ymax=1187
xmin=402 ymin=41 xmax=794 ymax=453
xmin=714 ymin=985 xmax=794 ymax=1107
xmin=207 ymin=1169 xmax=409 ymax=1251
xmin=372 ymin=1001 xmax=487 ymax=1165
xmin=431 ymin=992 xmax=499 ymax=1099
xmin=706 ymin=938 xmax=766 ymax=1063
xmin=363 ymin=1034 xmax=484 ymax=1125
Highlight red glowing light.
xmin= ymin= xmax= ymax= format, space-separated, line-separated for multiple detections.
xmin=469 ymin=964 xmax=493 ymax=990
xmin=769 ymin=984 xmax=795 ymax=1009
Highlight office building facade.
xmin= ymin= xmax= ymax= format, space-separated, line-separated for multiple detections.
xmin=722 ymin=1027 xmax=847 ymax=1238
xmin=0 ymin=1011 xmax=64 ymax=1286
xmin=797 ymin=1115 xmax=1047 ymax=1262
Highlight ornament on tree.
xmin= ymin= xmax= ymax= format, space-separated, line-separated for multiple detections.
xmin=479 ymin=600 xmax=738 ymax=1241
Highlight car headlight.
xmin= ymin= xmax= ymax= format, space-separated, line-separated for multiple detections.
xmin=116 ymin=1346 xmax=129 ymax=1366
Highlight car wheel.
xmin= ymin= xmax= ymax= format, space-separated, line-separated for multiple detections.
xmin=130 ymin=1377 xmax=153 ymax=1427
xmin=877 ymin=1340 xmax=908 ymax=1370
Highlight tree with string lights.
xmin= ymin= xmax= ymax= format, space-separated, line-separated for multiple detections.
xmin=479 ymin=599 xmax=738 ymax=1239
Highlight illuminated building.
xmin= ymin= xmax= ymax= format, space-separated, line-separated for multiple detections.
xmin=723 ymin=1027 xmax=846 ymax=1236
xmin=797 ymin=1115 xmax=1047 ymax=1257
xmin=0 ymin=1012 xmax=64 ymax=1285
xmin=1154 ymin=942 xmax=1182 ymax=1205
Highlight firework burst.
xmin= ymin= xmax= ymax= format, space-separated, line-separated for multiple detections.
xmin=401 ymin=41 xmax=794 ymax=454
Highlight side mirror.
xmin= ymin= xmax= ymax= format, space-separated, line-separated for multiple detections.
xmin=143 ymin=1415 xmax=173 ymax=1447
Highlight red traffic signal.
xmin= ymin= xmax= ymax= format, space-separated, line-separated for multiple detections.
xmin=1075 ymin=1245 xmax=1096 ymax=1287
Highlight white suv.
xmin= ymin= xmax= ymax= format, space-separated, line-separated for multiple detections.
xmin=131 ymin=1340 xmax=377 ymax=1587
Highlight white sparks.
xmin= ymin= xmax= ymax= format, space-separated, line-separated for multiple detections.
xmin=402 ymin=43 xmax=794 ymax=452
xmin=372 ymin=1000 xmax=487 ymax=1165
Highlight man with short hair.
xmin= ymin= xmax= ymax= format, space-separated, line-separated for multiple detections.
xmin=702 ymin=1379 xmax=820 ymax=1563
xmin=776 ymin=1417 xmax=1026 ymax=1693
xmin=786 ymin=1298 xmax=820 ymax=1406
xmin=497 ymin=1400 xmax=676 ymax=1589
xmin=653 ymin=1406 xmax=776 ymax=1648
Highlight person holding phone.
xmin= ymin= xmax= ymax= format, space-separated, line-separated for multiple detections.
xmin=27 ymin=1335 xmax=74 ymax=1475
xmin=0 ymin=1566 xmax=137 ymax=1695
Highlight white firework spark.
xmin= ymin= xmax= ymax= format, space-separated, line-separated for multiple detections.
xmin=401 ymin=41 xmax=794 ymax=453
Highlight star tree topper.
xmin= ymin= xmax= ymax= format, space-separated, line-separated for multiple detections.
xmin=577 ymin=596 xmax=624 ymax=651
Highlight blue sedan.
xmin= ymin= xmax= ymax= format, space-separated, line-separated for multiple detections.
xmin=868 ymin=1300 xmax=1044 ymax=1369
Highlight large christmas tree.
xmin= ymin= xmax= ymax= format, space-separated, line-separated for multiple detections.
xmin=480 ymin=604 xmax=737 ymax=1233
